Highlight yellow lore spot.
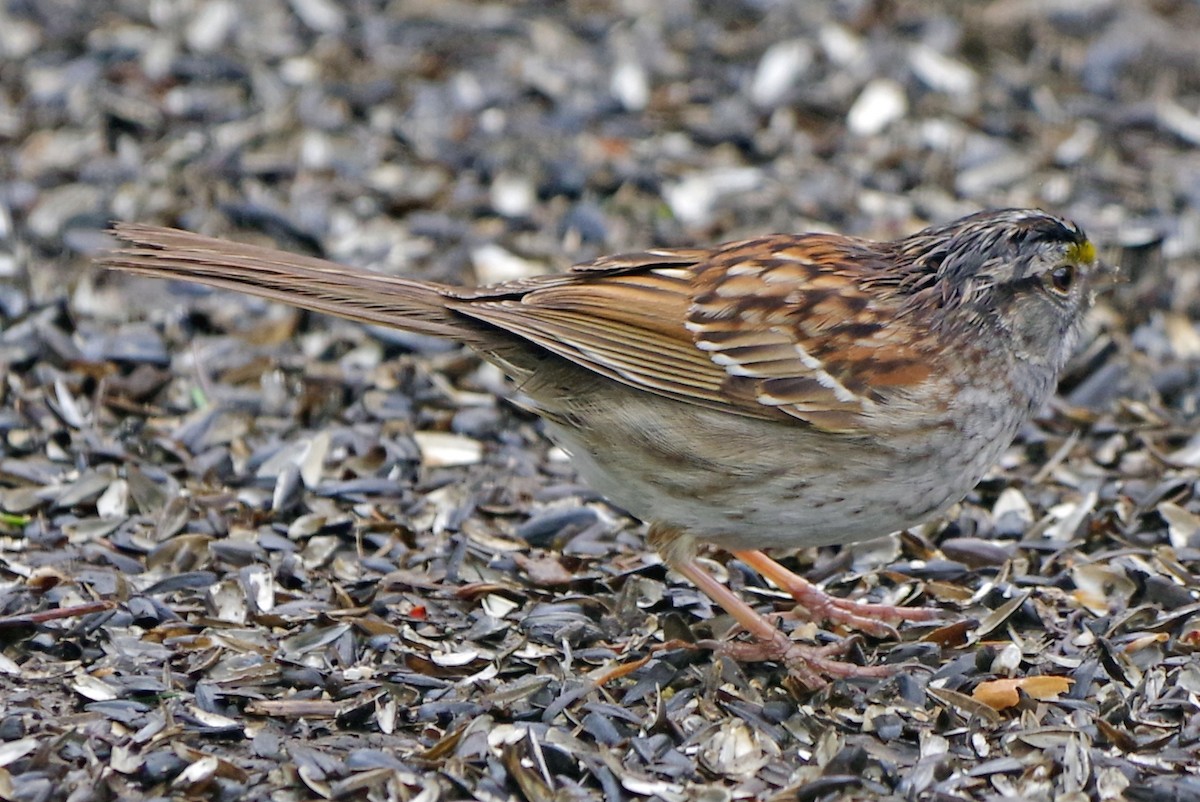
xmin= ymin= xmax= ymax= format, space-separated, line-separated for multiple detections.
xmin=1067 ymin=239 xmax=1096 ymax=265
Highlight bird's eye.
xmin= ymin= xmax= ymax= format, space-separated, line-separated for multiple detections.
xmin=1045 ymin=264 xmax=1075 ymax=295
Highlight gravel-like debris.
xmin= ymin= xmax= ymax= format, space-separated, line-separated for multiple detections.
xmin=2 ymin=1 xmax=1200 ymax=800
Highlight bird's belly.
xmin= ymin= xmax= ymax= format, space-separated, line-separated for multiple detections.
xmin=542 ymin=392 xmax=1020 ymax=552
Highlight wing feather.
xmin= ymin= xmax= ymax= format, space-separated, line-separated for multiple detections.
xmin=107 ymin=226 xmax=937 ymax=432
xmin=454 ymin=236 xmax=935 ymax=431
xmin=455 ymin=272 xmax=766 ymax=417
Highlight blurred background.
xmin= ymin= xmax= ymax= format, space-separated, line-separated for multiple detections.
xmin=3 ymin=1 xmax=1197 ymax=290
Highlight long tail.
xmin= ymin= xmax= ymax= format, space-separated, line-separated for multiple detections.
xmin=97 ymin=223 xmax=468 ymax=341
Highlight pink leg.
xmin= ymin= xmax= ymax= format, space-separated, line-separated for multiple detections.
xmin=732 ymin=550 xmax=940 ymax=638
xmin=670 ymin=557 xmax=892 ymax=688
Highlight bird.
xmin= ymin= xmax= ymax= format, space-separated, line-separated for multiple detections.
xmin=97 ymin=208 xmax=1100 ymax=686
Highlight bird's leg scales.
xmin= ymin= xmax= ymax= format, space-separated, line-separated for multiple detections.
xmin=650 ymin=525 xmax=897 ymax=688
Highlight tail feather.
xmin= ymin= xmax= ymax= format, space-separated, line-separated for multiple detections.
xmin=98 ymin=223 xmax=468 ymax=341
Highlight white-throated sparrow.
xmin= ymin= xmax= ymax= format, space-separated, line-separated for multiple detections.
xmin=98 ymin=209 xmax=1100 ymax=686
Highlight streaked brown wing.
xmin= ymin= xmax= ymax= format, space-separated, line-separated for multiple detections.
xmin=455 ymin=267 xmax=761 ymax=417
xmin=687 ymin=236 xmax=934 ymax=429
xmin=458 ymin=236 xmax=933 ymax=430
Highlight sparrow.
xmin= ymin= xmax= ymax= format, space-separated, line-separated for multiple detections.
xmin=97 ymin=209 xmax=1099 ymax=686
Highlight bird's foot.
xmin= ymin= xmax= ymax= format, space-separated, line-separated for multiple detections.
xmin=774 ymin=589 xmax=939 ymax=639
xmin=697 ymin=631 xmax=892 ymax=689
xmin=665 ymin=552 xmax=898 ymax=688
xmin=733 ymin=550 xmax=939 ymax=638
